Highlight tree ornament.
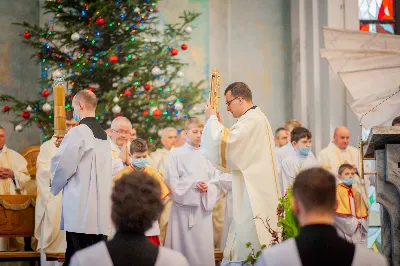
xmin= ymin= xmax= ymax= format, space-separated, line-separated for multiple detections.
xmin=106 ymin=120 xmax=112 ymax=126
xmin=52 ymin=69 xmax=63 ymax=79
xmin=181 ymin=44 xmax=188 ymax=50
xmin=96 ymin=17 xmax=105 ymax=25
xmin=71 ymin=32 xmax=80 ymax=41
xmin=142 ymin=110 xmax=149 ymax=116
xmin=174 ymin=102 xmax=183 ymax=110
xmin=124 ymin=89 xmax=132 ymax=97
xmin=177 ymin=71 xmax=184 ymax=78
xmin=151 ymin=66 xmax=161 ymax=75
xmin=112 ymin=82 xmax=119 ymax=88
xmin=23 ymin=31 xmax=31 ymax=39
xmin=22 ymin=111 xmax=30 ymax=119
xmin=86 ymin=87 xmax=94 ymax=92
xmin=113 ymin=96 xmax=120 ymax=103
xmin=134 ymin=7 xmax=140 ymax=13
xmin=42 ymin=89 xmax=50 ymax=97
xmin=134 ymin=71 xmax=141 ymax=77
xmin=150 ymin=106 xmax=158 ymax=112
xmin=112 ymin=104 xmax=121 ymax=114
xmin=3 ymin=105 xmax=10 ymax=112
xmin=42 ymin=103 xmax=52 ymax=112
xmin=158 ymin=130 xmax=163 ymax=137
xmin=109 ymin=55 xmax=119 ymax=63
xmin=159 ymin=104 xmax=166 ymax=110
xmin=26 ymin=105 xmax=32 ymax=112
xmin=185 ymin=26 xmax=193 ymax=34
xmin=15 ymin=124 xmax=23 ymax=132
xmin=144 ymin=84 xmax=151 ymax=91
xmin=153 ymin=109 xmax=162 ymax=118
xmin=171 ymin=48 xmax=178 ymax=56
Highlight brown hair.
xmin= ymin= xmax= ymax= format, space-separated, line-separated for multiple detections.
xmin=291 ymin=127 xmax=312 ymax=143
xmin=338 ymin=164 xmax=354 ymax=175
xmin=224 ymin=82 xmax=252 ymax=102
xmin=284 ymin=120 xmax=302 ymax=132
xmin=111 ymin=171 xmax=163 ymax=233
xmin=130 ymin=138 xmax=148 ymax=153
xmin=292 ymin=168 xmax=337 ymax=213
xmin=73 ymin=90 xmax=97 ymax=110
xmin=392 ymin=116 xmax=400 ymax=126
xmin=184 ymin=117 xmax=204 ymax=131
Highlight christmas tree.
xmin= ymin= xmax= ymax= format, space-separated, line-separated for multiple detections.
xmin=0 ymin=0 xmax=205 ymax=148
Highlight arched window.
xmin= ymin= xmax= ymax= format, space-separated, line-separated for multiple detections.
xmin=359 ymin=0 xmax=399 ymax=34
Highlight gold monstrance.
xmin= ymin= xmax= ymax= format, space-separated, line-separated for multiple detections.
xmin=209 ymin=68 xmax=221 ymax=109
xmin=53 ymin=78 xmax=66 ymax=147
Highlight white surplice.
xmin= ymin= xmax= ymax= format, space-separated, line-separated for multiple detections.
xmin=164 ymin=142 xmax=220 ymax=266
xmin=110 ymin=140 xmax=124 ymax=176
xmin=0 ymin=145 xmax=30 ymax=252
xmin=281 ymin=152 xmax=319 ymax=193
xmin=334 ymin=193 xmax=368 ymax=246
xmin=201 ymin=107 xmax=280 ymax=265
xmin=50 ymin=120 xmax=112 ymax=236
xmin=35 ymin=137 xmax=66 ymax=266
xmin=220 ymin=173 xmax=233 ymax=252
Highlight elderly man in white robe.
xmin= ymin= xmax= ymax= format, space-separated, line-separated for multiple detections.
xmin=164 ymin=117 xmax=220 ymax=266
xmin=35 ymin=111 xmax=78 ymax=265
xmin=202 ymin=82 xmax=280 ymax=266
xmin=50 ymin=90 xmax=112 ymax=266
xmin=0 ymin=126 xmax=30 ymax=251
xmin=149 ymin=127 xmax=177 ymax=244
xmin=281 ymin=127 xmax=319 ymax=194
xmin=110 ymin=116 xmax=133 ymax=175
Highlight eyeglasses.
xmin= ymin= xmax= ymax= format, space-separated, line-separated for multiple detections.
xmin=112 ymin=129 xmax=130 ymax=135
xmin=226 ymin=97 xmax=239 ymax=106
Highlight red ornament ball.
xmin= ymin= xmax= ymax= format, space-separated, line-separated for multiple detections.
xmin=124 ymin=89 xmax=132 ymax=97
xmin=86 ymin=87 xmax=94 ymax=92
xmin=3 ymin=105 xmax=10 ymax=112
xmin=96 ymin=17 xmax=105 ymax=25
xmin=142 ymin=110 xmax=149 ymax=116
xmin=23 ymin=32 xmax=31 ymax=39
xmin=170 ymin=48 xmax=178 ymax=56
xmin=144 ymin=84 xmax=151 ymax=91
xmin=181 ymin=44 xmax=188 ymax=50
xmin=22 ymin=111 xmax=30 ymax=119
xmin=153 ymin=109 xmax=162 ymax=118
xmin=134 ymin=71 xmax=141 ymax=77
xmin=109 ymin=55 xmax=119 ymax=63
xmin=42 ymin=90 xmax=50 ymax=97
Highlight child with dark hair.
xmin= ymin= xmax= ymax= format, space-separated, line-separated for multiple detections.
xmin=280 ymin=127 xmax=319 ymax=193
xmin=334 ymin=164 xmax=369 ymax=246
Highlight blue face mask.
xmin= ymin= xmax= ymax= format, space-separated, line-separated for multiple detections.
xmin=342 ymin=178 xmax=355 ymax=187
xmin=132 ymin=158 xmax=148 ymax=168
xmin=297 ymin=146 xmax=310 ymax=156
xmin=73 ymin=111 xmax=80 ymax=123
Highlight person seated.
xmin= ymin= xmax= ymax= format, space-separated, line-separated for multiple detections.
xmin=70 ymin=171 xmax=188 ymax=266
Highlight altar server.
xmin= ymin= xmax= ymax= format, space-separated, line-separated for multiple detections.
xmin=334 ymin=164 xmax=369 ymax=246
xmin=164 ymin=117 xmax=220 ymax=266
xmin=50 ymin=90 xmax=112 ymax=265
xmin=35 ymin=111 xmax=77 ymax=265
xmin=0 ymin=126 xmax=31 ymax=251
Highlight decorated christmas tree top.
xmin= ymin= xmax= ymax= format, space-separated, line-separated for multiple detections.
xmin=0 ymin=0 xmax=204 ymax=148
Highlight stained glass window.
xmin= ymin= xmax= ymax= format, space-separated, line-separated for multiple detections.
xmin=358 ymin=0 xmax=399 ymax=34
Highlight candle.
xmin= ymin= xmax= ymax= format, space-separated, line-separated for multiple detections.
xmin=53 ymin=82 xmax=66 ymax=140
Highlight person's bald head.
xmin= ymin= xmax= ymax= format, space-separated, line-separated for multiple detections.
xmin=111 ymin=117 xmax=132 ymax=147
xmin=333 ymin=126 xmax=350 ymax=150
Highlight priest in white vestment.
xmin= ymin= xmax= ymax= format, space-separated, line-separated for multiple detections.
xmin=149 ymin=127 xmax=177 ymax=244
xmin=50 ymin=91 xmax=112 ymax=265
xmin=0 ymin=126 xmax=31 ymax=251
xmin=109 ymin=116 xmax=133 ymax=175
xmin=202 ymin=82 xmax=280 ymax=266
xmin=220 ymin=173 xmax=233 ymax=252
xmin=281 ymin=127 xmax=319 ymax=193
xmin=35 ymin=111 xmax=78 ymax=265
xmin=164 ymin=117 xmax=220 ymax=266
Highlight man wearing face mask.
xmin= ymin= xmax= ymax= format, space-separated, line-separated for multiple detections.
xmin=280 ymin=127 xmax=318 ymax=194
xmin=334 ymin=164 xmax=369 ymax=246
xmin=113 ymin=138 xmax=170 ymax=245
xmin=255 ymin=168 xmax=387 ymax=266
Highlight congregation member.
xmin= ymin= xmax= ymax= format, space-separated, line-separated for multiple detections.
xmin=0 ymin=126 xmax=31 ymax=251
xmin=280 ymin=127 xmax=318 ymax=194
xmin=175 ymin=128 xmax=186 ymax=147
xmin=113 ymin=138 xmax=170 ymax=245
xmin=392 ymin=116 xmax=400 ymax=126
xmin=165 ymin=117 xmax=220 ymax=266
xmin=110 ymin=117 xmax=132 ymax=174
xmin=35 ymin=110 xmax=78 ymax=265
xmin=202 ymin=82 xmax=280 ymax=266
xmin=130 ymin=127 xmax=137 ymax=141
xmin=70 ymin=171 xmax=189 ymax=266
xmin=50 ymin=90 xmax=112 ymax=265
xmin=255 ymin=168 xmax=387 ymax=266
xmin=335 ymin=164 xmax=369 ymax=246
xmin=275 ymin=120 xmax=303 ymax=165
xmin=274 ymin=127 xmax=289 ymax=148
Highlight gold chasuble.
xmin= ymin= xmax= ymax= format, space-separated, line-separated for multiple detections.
xmin=336 ymin=184 xmax=368 ymax=219
xmin=113 ymin=165 xmax=170 ymax=200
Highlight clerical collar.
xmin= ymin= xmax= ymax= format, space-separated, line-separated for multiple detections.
xmin=79 ymin=117 xmax=96 ymax=123
xmin=243 ymin=105 xmax=257 ymax=116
